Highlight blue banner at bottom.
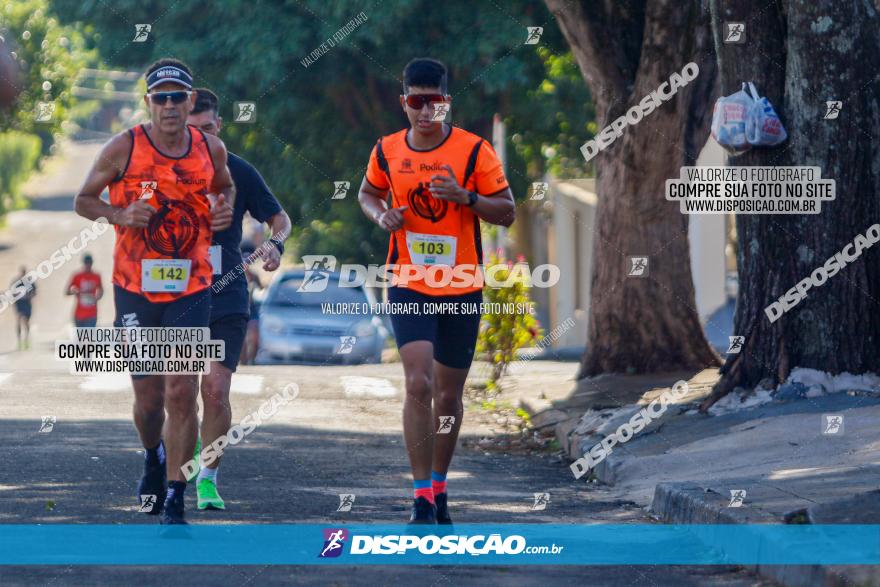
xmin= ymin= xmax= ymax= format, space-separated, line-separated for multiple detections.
xmin=1 ymin=524 xmax=878 ymax=565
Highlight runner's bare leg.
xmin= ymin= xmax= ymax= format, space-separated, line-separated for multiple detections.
xmin=399 ymin=341 xmax=435 ymax=481
xmin=164 ymin=374 xmax=199 ymax=482
xmin=431 ymin=361 xmax=468 ymax=474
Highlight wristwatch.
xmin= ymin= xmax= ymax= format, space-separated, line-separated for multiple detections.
xmin=271 ymin=238 xmax=285 ymax=256
xmin=466 ymin=191 xmax=479 ymax=207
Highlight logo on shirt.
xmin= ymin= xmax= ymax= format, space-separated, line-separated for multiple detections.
xmin=399 ymin=158 xmax=414 ymax=173
xmin=407 ymin=182 xmax=447 ymax=223
xmin=175 ymin=176 xmax=207 ymax=186
xmin=139 ymin=181 xmax=158 ymax=199
xmin=146 ymin=193 xmax=200 ymax=257
xmin=419 ymin=162 xmax=444 ymax=172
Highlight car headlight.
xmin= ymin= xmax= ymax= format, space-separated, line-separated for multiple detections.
xmin=352 ymin=320 xmax=374 ymax=337
xmin=262 ymin=315 xmax=285 ymax=335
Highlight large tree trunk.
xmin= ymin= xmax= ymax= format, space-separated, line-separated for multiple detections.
xmin=546 ymin=0 xmax=721 ymax=376
xmin=702 ymin=0 xmax=880 ymax=409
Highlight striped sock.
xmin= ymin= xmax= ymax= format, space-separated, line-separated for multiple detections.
xmin=431 ymin=470 xmax=447 ymax=495
xmin=198 ymin=466 xmax=218 ymax=484
xmin=413 ymin=478 xmax=434 ymax=504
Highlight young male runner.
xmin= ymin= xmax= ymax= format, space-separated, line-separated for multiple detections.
xmin=65 ymin=254 xmax=103 ymax=328
xmin=74 ymin=58 xmax=235 ymax=524
xmin=357 ymin=58 xmax=515 ymax=524
xmin=186 ymin=88 xmax=290 ymax=510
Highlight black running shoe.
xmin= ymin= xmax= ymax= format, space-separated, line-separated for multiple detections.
xmin=435 ymin=492 xmax=453 ymax=525
xmin=160 ymin=489 xmax=187 ymax=525
xmin=137 ymin=447 xmax=166 ymax=516
xmin=408 ymin=496 xmax=437 ymax=524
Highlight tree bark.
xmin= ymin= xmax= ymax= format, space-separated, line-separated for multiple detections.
xmin=702 ymin=0 xmax=880 ymax=409
xmin=546 ymin=0 xmax=722 ymax=376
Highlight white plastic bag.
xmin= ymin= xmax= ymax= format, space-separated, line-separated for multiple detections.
xmin=744 ymin=82 xmax=787 ymax=147
xmin=711 ymin=86 xmax=752 ymax=154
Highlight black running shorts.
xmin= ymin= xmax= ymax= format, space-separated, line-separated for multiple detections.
xmin=387 ymin=286 xmax=482 ymax=370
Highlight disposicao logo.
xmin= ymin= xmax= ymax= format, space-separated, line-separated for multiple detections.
xmin=319 ymin=528 xmax=348 ymax=558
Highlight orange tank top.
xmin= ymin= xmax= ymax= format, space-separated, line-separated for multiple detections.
xmin=108 ymin=124 xmax=215 ymax=302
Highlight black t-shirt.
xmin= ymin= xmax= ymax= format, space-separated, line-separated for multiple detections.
xmin=210 ymin=152 xmax=282 ymax=320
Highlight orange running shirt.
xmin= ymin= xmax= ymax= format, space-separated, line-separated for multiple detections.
xmin=365 ymin=126 xmax=509 ymax=296
xmin=108 ymin=124 xmax=215 ymax=302
xmin=69 ymin=270 xmax=102 ymax=320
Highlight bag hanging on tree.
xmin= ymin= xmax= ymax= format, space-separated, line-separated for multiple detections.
xmin=710 ymin=84 xmax=753 ymax=154
xmin=744 ymin=81 xmax=788 ymax=147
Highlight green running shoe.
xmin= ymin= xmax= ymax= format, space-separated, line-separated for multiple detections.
xmin=196 ymin=478 xmax=225 ymax=510
xmin=186 ymin=436 xmax=201 ymax=483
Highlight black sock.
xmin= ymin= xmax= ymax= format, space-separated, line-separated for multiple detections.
xmin=167 ymin=480 xmax=186 ymax=499
xmin=144 ymin=441 xmax=165 ymax=466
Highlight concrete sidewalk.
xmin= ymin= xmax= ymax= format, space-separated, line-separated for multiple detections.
xmin=528 ymin=368 xmax=880 ymax=586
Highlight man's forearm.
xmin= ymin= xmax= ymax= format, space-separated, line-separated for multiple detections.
xmin=220 ymin=183 xmax=235 ymax=207
xmin=359 ymin=193 xmax=387 ymax=227
xmin=471 ymin=193 xmax=515 ymax=227
xmin=75 ymin=195 xmax=122 ymax=225
xmin=268 ymin=212 xmax=291 ymax=244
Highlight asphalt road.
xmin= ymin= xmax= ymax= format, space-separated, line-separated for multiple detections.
xmin=0 ymin=140 xmax=771 ymax=586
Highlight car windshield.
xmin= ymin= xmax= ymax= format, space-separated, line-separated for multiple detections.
xmin=267 ymin=276 xmax=368 ymax=307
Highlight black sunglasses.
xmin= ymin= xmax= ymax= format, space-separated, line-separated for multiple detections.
xmin=403 ymin=94 xmax=447 ymax=109
xmin=147 ymin=90 xmax=192 ymax=105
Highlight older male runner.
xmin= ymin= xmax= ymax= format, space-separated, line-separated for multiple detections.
xmin=74 ymin=58 xmax=235 ymax=524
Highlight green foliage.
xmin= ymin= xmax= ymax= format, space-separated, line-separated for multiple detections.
xmin=506 ymin=49 xmax=596 ymax=185
xmin=0 ymin=0 xmax=97 ymax=151
xmin=476 ymin=253 xmax=543 ymax=391
xmin=47 ymin=0 xmax=594 ymax=261
xmin=0 ymin=131 xmax=41 ymax=212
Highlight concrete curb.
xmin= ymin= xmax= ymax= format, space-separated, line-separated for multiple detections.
xmin=650 ymin=482 xmax=878 ymax=587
